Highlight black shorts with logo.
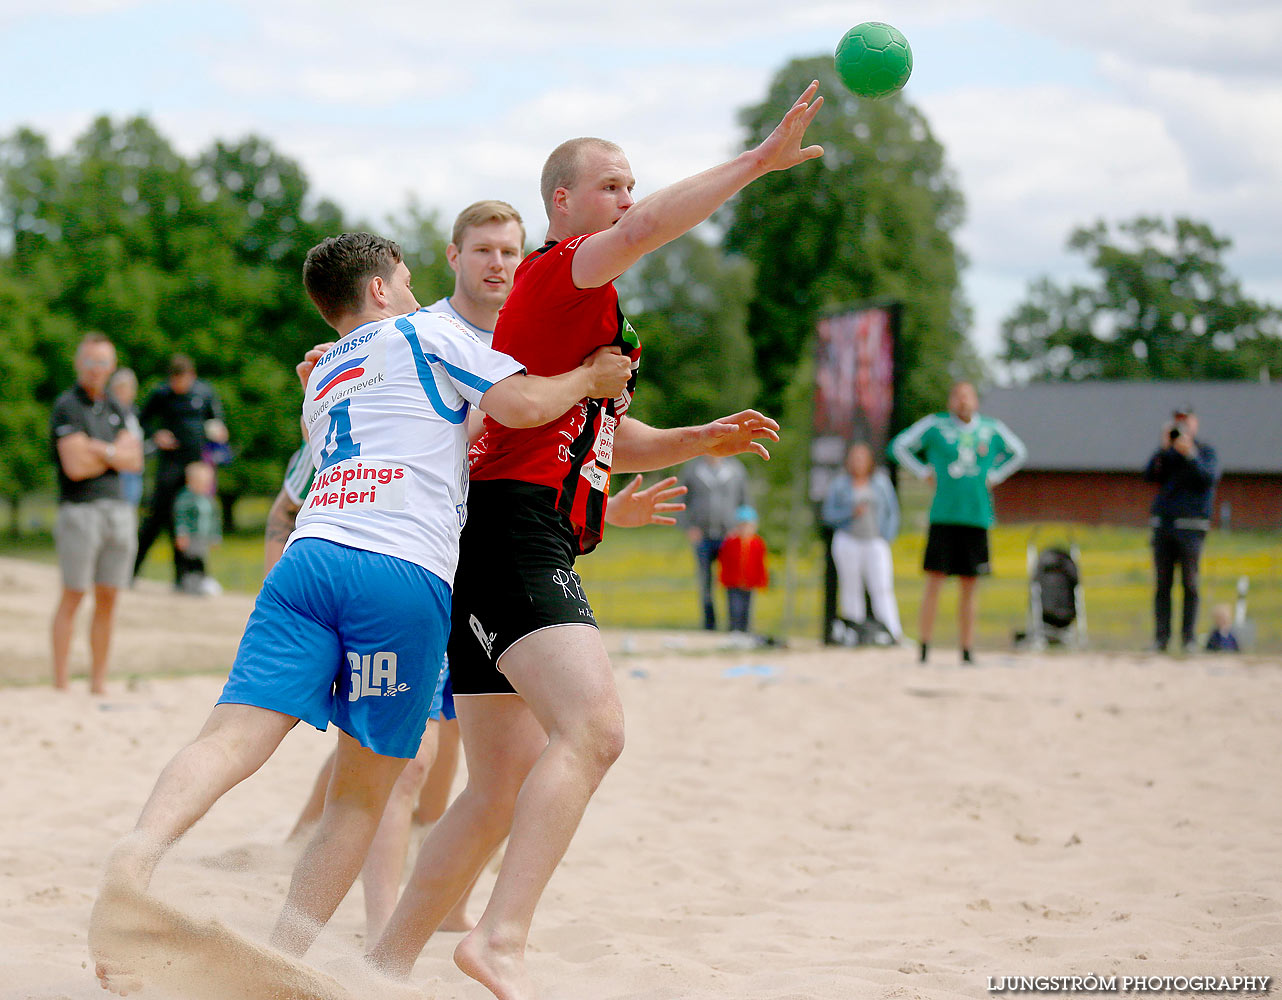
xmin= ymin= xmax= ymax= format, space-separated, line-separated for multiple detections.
xmin=922 ymin=523 xmax=991 ymax=577
xmin=449 ymin=480 xmax=598 ymax=696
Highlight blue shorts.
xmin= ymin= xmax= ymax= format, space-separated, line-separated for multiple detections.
xmin=427 ymin=662 xmax=456 ymax=722
xmin=218 ymin=538 xmax=450 ymax=759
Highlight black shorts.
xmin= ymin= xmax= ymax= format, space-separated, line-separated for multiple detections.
xmin=449 ymin=480 xmax=598 ymax=696
xmin=922 ymin=523 xmax=991 ymax=577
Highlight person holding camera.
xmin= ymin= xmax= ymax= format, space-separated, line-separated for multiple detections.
xmin=1143 ymin=404 xmax=1220 ymax=654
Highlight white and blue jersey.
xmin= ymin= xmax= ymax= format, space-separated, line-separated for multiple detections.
xmin=216 ymin=305 xmax=519 ymax=757
xmin=291 ymin=307 xmax=522 ymax=586
xmin=278 ymin=298 xmax=494 ymax=533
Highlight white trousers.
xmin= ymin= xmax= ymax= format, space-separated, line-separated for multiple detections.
xmin=831 ymin=533 xmax=902 ymax=639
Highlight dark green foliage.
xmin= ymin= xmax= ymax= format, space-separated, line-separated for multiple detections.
xmin=0 ymin=117 xmax=347 ymax=519
xmin=1001 ymin=216 xmax=1282 ymax=381
xmin=385 ymin=198 xmax=454 ymax=308
xmin=618 ymin=232 xmax=759 ymax=429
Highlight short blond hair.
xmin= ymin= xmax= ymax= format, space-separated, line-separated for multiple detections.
xmin=540 ymin=137 xmax=624 ymax=216
xmin=451 ymin=200 xmax=525 ymax=249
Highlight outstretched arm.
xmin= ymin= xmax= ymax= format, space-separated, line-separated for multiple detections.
xmin=605 ymin=475 xmax=687 ymax=528
xmin=571 ymin=83 xmax=825 ymax=289
xmin=612 ymin=411 xmax=780 ymax=474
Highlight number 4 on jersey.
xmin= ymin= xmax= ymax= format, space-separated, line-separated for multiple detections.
xmin=319 ymin=398 xmax=361 ymax=471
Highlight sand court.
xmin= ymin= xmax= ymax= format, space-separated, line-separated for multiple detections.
xmin=1 ymin=556 xmax=1279 ymax=998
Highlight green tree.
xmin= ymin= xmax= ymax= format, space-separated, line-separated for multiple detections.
xmin=1001 ymin=216 xmax=1282 ymax=380
xmin=0 ymin=116 xmax=350 ymax=529
xmin=724 ymin=56 xmax=969 ymax=423
xmin=190 ymin=135 xmax=347 ymax=519
xmin=0 ymin=271 xmax=73 ymax=533
xmin=386 ymin=198 xmax=454 ymax=306
xmin=618 ymin=232 xmax=759 ymax=430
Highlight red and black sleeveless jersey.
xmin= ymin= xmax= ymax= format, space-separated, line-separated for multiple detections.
xmin=469 ymin=235 xmax=641 ymax=554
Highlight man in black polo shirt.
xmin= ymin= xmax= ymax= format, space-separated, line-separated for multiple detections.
xmin=133 ymin=354 xmax=228 ymax=584
xmin=50 ymin=333 xmax=144 ymax=694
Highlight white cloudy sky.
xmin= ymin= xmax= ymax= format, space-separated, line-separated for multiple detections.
xmin=2 ymin=0 xmax=1280 ymax=365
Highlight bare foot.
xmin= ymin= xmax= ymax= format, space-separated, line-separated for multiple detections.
xmin=91 ymin=882 xmax=352 ymax=1000
xmin=88 ymin=874 xmax=167 ymax=996
xmin=455 ymin=930 xmax=537 ymax=1000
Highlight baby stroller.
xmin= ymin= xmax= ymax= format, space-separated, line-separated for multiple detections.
xmin=1014 ymin=535 xmax=1087 ymax=650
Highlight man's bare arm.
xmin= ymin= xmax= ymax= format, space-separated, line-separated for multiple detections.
xmin=264 ymin=490 xmax=302 ymax=574
xmin=479 ymin=348 xmax=631 ymax=429
xmin=112 ymin=429 xmax=144 ymax=474
xmin=612 ymin=412 xmax=780 ymax=474
xmin=571 ymin=82 xmax=824 ymax=289
xmin=56 ymin=431 xmax=140 ymax=481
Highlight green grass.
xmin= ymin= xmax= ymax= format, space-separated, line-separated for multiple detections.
xmin=6 ymin=488 xmax=1279 ymax=653
xmin=574 ymin=519 xmax=1281 ymax=653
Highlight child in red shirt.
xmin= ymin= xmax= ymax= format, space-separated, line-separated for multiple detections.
xmin=718 ymin=505 xmax=768 ymax=633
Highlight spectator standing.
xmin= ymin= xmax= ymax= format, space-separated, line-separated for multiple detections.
xmin=49 ymin=333 xmax=143 ymax=694
xmin=107 ymin=368 xmax=145 ymax=508
xmin=680 ymin=454 xmax=747 ymax=629
xmin=133 ymin=355 xmax=228 ymax=585
xmin=1144 ymin=404 xmax=1219 ymax=654
xmin=821 ymin=441 xmax=903 ymax=643
xmin=173 ymin=461 xmax=222 ymax=595
xmin=718 ymin=505 xmax=769 ymax=633
xmin=890 ymin=381 xmax=1026 ymax=665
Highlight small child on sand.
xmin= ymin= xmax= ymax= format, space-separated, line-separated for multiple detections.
xmin=718 ymin=505 xmax=769 ymax=634
xmin=1204 ymin=603 xmax=1240 ymax=653
xmin=173 ymin=461 xmax=222 ymax=596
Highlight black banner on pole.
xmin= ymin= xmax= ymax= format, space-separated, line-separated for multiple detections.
xmin=810 ymin=302 xmax=900 ymax=643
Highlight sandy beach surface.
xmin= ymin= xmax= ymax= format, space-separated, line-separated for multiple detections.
xmin=1 ymin=555 xmax=1279 ymax=999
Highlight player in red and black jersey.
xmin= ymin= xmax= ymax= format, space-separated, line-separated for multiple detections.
xmin=369 ymin=83 xmax=825 ymax=999
xmin=467 ymin=231 xmax=642 ymax=552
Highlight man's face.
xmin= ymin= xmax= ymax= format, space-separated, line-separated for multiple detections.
xmin=562 ymin=146 xmax=636 ymax=236
xmin=949 ymin=383 xmax=978 ymax=421
xmin=448 ymin=220 xmax=523 ymax=313
xmin=76 ymin=342 xmax=116 ymax=398
xmin=170 ymin=371 xmax=196 ymax=395
xmin=382 ymin=260 xmax=421 ymax=315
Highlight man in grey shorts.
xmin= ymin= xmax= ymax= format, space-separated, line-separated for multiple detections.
xmin=50 ymin=332 xmax=143 ymax=694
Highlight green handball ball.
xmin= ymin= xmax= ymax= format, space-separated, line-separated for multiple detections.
xmin=834 ymin=21 xmax=913 ymax=100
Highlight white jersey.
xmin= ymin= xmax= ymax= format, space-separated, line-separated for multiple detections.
xmin=289 ymin=307 xmax=523 ymax=584
xmin=428 ymin=296 xmax=494 ymax=347
xmin=278 ymin=299 xmax=487 ymax=509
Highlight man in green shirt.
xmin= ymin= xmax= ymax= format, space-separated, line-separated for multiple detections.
xmin=890 ymin=381 xmax=1026 ymax=664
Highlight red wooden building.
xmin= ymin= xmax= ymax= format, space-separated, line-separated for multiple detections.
xmin=981 ymin=381 xmax=1282 ymax=530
